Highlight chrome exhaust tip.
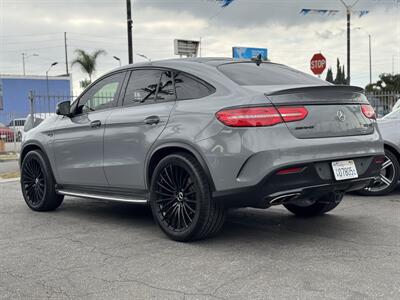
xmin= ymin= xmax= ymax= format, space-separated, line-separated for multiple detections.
xmin=269 ymin=193 xmax=301 ymax=206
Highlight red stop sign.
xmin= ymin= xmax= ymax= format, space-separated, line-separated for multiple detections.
xmin=310 ymin=53 xmax=326 ymax=75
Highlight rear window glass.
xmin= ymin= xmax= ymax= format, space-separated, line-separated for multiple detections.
xmin=174 ymin=73 xmax=214 ymax=100
xmin=218 ymin=63 xmax=326 ymax=86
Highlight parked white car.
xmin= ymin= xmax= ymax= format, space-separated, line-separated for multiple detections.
xmin=23 ymin=113 xmax=56 ymax=137
xmin=392 ymin=98 xmax=400 ymax=112
xmin=8 ymin=118 xmax=26 ymax=141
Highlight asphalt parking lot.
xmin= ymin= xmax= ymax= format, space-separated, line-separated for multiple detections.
xmin=0 ymin=160 xmax=18 ymax=175
xmin=1 ymin=180 xmax=399 ymax=299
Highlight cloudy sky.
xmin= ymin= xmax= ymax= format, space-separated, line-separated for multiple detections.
xmin=0 ymin=0 xmax=399 ymax=92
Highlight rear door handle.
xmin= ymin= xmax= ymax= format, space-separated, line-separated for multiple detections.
xmin=90 ymin=120 xmax=102 ymax=128
xmin=144 ymin=116 xmax=160 ymax=125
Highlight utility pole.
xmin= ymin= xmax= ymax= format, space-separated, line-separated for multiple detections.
xmin=339 ymin=0 xmax=362 ymax=85
xmin=22 ymin=53 xmax=26 ymax=76
xmin=22 ymin=53 xmax=39 ymax=76
xmin=126 ymin=0 xmax=133 ymax=64
xmin=64 ymin=32 xmax=69 ymax=75
xmin=46 ymin=62 xmax=58 ymax=115
xmin=368 ymin=34 xmax=372 ymax=84
xmin=346 ymin=6 xmax=351 ymax=85
xmin=393 ymin=55 xmax=397 ymax=74
xmin=355 ymin=27 xmax=372 ymax=85
xmin=301 ymin=0 xmax=366 ymax=86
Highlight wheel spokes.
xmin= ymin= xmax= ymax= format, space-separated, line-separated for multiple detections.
xmin=381 ymin=159 xmax=393 ymax=171
xmin=380 ymin=174 xmax=392 ymax=186
xmin=155 ymin=163 xmax=198 ymax=232
xmin=22 ymin=158 xmax=45 ymax=205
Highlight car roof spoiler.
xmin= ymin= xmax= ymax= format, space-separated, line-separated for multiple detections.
xmin=266 ymin=85 xmax=364 ymax=96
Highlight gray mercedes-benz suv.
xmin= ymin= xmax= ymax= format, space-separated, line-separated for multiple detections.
xmin=20 ymin=58 xmax=384 ymax=241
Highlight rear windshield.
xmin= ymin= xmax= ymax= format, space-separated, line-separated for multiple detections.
xmin=218 ymin=62 xmax=327 ymax=86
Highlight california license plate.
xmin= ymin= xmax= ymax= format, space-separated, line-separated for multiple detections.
xmin=331 ymin=160 xmax=358 ymax=181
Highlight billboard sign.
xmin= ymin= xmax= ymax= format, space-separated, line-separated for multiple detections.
xmin=232 ymin=47 xmax=268 ymax=60
xmin=174 ymin=39 xmax=200 ymax=57
xmin=0 ymin=79 xmax=3 ymax=110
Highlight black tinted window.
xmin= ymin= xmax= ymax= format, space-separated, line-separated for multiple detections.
xmin=174 ymin=73 xmax=212 ymax=100
xmin=124 ymin=70 xmax=161 ymax=104
xmin=218 ymin=63 xmax=327 ymax=86
xmin=156 ymin=71 xmax=175 ymax=101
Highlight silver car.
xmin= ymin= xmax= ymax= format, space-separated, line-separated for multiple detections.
xmin=20 ymin=58 xmax=384 ymax=241
xmin=359 ymin=109 xmax=400 ymax=196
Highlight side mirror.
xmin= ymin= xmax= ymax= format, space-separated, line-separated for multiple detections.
xmin=56 ymin=101 xmax=71 ymax=116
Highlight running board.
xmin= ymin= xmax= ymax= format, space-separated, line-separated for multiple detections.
xmin=56 ymin=189 xmax=148 ymax=204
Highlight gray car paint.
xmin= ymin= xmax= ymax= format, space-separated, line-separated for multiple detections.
xmin=53 ymin=110 xmax=112 ymax=186
xmin=103 ymin=101 xmax=175 ymax=189
xmin=21 ymin=58 xmax=384 ymax=196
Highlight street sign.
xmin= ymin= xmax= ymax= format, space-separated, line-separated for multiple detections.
xmin=232 ymin=47 xmax=268 ymax=60
xmin=174 ymin=39 xmax=200 ymax=57
xmin=310 ymin=53 xmax=326 ymax=75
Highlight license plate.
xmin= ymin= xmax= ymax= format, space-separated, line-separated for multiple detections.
xmin=331 ymin=160 xmax=358 ymax=181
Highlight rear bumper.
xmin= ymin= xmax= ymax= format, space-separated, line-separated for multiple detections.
xmin=213 ymin=155 xmax=382 ymax=208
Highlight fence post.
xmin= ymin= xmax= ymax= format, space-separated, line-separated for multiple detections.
xmin=28 ymin=90 xmax=35 ymax=126
xmin=13 ymin=113 xmax=17 ymax=153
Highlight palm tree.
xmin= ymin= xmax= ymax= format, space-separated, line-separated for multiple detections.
xmin=71 ymin=49 xmax=106 ymax=83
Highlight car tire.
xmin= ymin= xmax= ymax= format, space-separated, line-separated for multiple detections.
xmin=357 ymin=149 xmax=400 ymax=196
xmin=149 ymin=152 xmax=225 ymax=242
xmin=20 ymin=150 xmax=64 ymax=211
xmin=283 ymin=192 xmax=343 ymax=217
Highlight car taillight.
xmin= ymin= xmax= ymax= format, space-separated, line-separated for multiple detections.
xmin=277 ymin=107 xmax=308 ymax=122
xmin=216 ymin=106 xmax=308 ymax=127
xmin=361 ymin=104 xmax=376 ymax=119
xmin=216 ymin=107 xmax=282 ymax=127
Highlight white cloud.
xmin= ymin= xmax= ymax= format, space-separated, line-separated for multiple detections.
xmin=0 ymin=0 xmax=399 ymax=93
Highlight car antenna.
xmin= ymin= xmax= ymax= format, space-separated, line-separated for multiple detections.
xmin=251 ymin=54 xmax=263 ymax=66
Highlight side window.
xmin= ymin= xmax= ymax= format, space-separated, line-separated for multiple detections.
xmin=156 ymin=70 xmax=175 ymax=101
xmin=76 ymin=72 xmax=125 ymax=114
xmin=124 ymin=70 xmax=162 ymax=105
xmin=174 ymin=73 xmax=213 ymax=100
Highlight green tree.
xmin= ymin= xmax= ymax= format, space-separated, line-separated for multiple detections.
xmin=342 ymin=65 xmax=347 ymax=84
xmin=71 ymin=49 xmax=106 ymax=83
xmin=334 ymin=59 xmax=342 ymax=84
xmin=332 ymin=59 xmax=347 ymax=85
xmin=366 ymin=73 xmax=400 ymax=92
xmin=80 ymin=79 xmax=91 ymax=89
xmin=325 ymin=67 xmax=334 ymax=83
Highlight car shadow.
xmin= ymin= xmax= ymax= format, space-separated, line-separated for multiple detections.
xmin=55 ymin=197 xmax=375 ymax=247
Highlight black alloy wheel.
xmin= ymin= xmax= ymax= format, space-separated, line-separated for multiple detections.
xmin=22 ymin=155 xmax=46 ymax=206
xmin=21 ymin=150 xmax=64 ymax=211
xmin=155 ymin=164 xmax=198 ymax=232
xmin=150 ymin=153 xmax=225 ymax=242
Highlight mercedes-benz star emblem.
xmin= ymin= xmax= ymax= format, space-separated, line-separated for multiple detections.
xmin=337 ymin=110 xmax=346 ymax=122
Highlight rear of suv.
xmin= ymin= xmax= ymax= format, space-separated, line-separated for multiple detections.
xmin=20 ymin=58 xmax=384 ymax=241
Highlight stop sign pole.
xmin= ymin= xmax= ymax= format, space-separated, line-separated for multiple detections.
xmin=310 ymin=53 xmax=327 ymax=77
